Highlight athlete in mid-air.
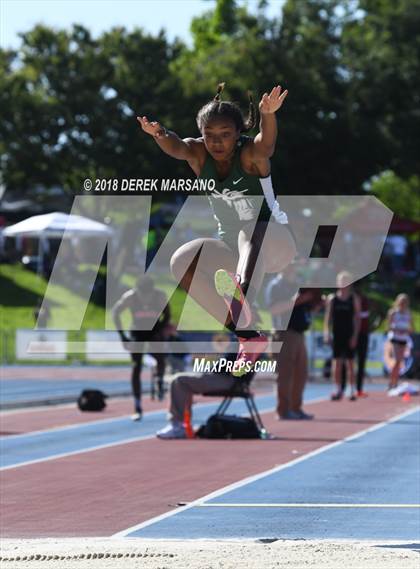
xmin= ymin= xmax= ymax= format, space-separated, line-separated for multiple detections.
xmin=137 ymin=83 xmax=296 ymax=375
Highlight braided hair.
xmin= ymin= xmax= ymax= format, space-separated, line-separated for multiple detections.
xmin=196 ymin=83 xmax=257 ymax=133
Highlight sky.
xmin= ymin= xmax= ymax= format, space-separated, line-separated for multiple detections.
xmin=0 ymin=0 xmax=285 ymax=49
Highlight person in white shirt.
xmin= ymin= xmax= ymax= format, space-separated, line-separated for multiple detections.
xmin=386 ymin=235 xmax=408 ymax=272
xmin=386 ymin=293 xmax=413 ymax=389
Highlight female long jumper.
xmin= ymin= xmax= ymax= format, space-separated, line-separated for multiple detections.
xmin=137 ymin=84 xmax=296 ymax=375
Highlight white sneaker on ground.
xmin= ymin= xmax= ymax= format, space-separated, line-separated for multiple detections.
xmin=131 ymin=410 xmax=142 ymax=421
xmin=156 ymin=423 xmax=186 ymax=439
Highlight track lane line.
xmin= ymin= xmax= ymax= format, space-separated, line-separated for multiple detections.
xmin=0 ymin=389 xmax=279 ymax=440
xmin=198 ymin=503 xmax=420 ymax=508
xmin=0 ymin=395 xmax=293 ymax=471
xmin=113 ymin=405 xmax=419 ymax=537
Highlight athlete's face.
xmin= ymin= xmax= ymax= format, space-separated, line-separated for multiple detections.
xmin=202 ymin=119 xmax=240 ymax=161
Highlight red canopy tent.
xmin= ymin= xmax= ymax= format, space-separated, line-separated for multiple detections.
xmin=389 ymin=216 xmax=420 ymax=234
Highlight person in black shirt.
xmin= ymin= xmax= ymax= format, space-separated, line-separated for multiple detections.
xmin=324 ymin=271 xmax=361 ymax=401
xmin=339 ymin=280 xmax=385 ymax=397
xmin=112 ymin=275 xmax=170 ymax=420
xmin=266 ymin=264 xmax=322 ymax=419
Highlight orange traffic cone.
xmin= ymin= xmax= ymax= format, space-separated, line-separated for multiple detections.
xmin=402 ymin=391 xmax=411 ymax=403
xmin=183 ymin=408 xmax=194 ymax=439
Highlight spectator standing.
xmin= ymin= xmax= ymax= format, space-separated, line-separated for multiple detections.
xmin=386 ymin=293 xmax=413 ymax=389
xmin=112 ymin=275 xmax=170 ymax=420
xmin=340 ymin=282 xmax=386 ymax=397
xmin=324 ymin=271 xmax=361 ymax=401
xmin=266 ymin=264 xmax=322 ymax=420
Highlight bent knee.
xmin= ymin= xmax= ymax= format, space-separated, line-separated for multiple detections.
xmin=170 ymin=254 xmax=195 ymax=290
xmin=173 ymin=374 xmax=193 ymax=388
xmin=170 ymin=241 xmax=204 ymax=281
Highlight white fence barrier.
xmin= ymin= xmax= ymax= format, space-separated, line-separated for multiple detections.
xmin=13 ymin=329 xmax=390 ymax=376
xmin=15 ymin=330 xmax=68 ymax=360
xmin=307 ymin=331 xmax=386 ymax=377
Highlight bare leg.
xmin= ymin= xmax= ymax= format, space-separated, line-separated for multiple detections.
xmin=346 ymin=359 xmax=356 ymax=393
xmin=390 ymin=362 xmax=400 ymax=388
xmin=333 ymin=358 xmax=343 ymax=393
xmin=169 ymin=372 xmax=235 ymax=424
xmin=237 ymin=221 xmax=296 ymax=301
xmin=390 ymin=344 xmax=404 ymax=388
xmin=170 ymin=238 xmax=237 ymax=326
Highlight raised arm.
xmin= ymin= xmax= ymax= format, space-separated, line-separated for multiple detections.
xmin=137 ymin=116 xmax=202 ymax=173
xmin=251 ymin=85 xmax=288 ymax=160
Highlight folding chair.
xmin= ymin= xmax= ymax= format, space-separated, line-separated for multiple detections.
xmin=202 ymin=376 xmax=267 ymax=435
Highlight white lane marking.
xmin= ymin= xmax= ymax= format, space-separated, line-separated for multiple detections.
xmin=0 ymin=391 xmax=277 ymax=441
xmin=0 ymin=392 xmax=326 ymax=441
xmin=0 ymin=407 xmax=168 ymax=440
xmin=0 ymin=433 xmax=156 ymax=471
xmin=198 ymin=503 xmax=420 ymax=509
xmin=113 ymin=405 xmax=419 ymax=537
xmin=2 ymin=393 xmax=305 ymax=471
xmin=1 ymin=401 xmax=80 ymax=415
xmin=0 ymin=403 xmax=236 ymax=472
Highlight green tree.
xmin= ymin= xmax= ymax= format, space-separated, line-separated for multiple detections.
xmin=367 ymin=170 xmax=420 ymax=220
xmin=341 ymin=0 xmax=420 ymax=179
xmin=0 ymin=25 xmax=188 ymax=196
xmin=2 ymin=0 xmax=419 ymax=204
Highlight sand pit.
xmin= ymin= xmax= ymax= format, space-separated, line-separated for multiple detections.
xmin=1 ymin=538 xmax=418 ymax=568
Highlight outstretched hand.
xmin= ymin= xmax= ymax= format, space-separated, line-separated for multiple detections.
xmin=259 ymin=85 xmax=288 ymax=115
xmin=137 ymin=115 xmax=166 ymax=138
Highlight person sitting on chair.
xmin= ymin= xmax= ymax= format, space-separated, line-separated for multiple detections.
xmin=156 ymin=351 xmax=255 ymax=439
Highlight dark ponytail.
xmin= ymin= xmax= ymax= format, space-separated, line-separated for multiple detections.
xmin=214 ymin=82 xmax=225 ymax=102
xmin=243 ymin=90 xmax=257 ymax=132
xmin=196 ymin=83 xmax=257 ymax=133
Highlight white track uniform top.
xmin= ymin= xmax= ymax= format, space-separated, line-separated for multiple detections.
xmin=388 ymin=310 xmax=411 ymax=343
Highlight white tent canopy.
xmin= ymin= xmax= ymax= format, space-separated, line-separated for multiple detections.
xmin=3 ymin=212 xmax=114 ymax=274
xmin=3 ymin=212 xmax=113 ymax=238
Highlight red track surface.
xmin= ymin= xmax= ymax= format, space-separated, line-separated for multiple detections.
xmin=0 ymin=397 xmax=168 ymax=435
xmin=2 ymin=367 xmax=133 ymax=380
xmin=1 ymin=393 xmax=416 ymax=538
xmin=0 ymin=392 xmax=241 ymax=435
